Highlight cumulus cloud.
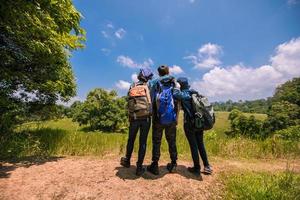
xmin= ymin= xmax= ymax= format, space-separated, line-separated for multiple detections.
xmin=101 ymin=31 xmax=109 ymax=38
xmin=131 ymin=73 xmax=139 ymax=82
xmin=116 ymin=80 xmax=131 ymax=90
xmin=107 ymin=22 xmax=114 ymax=29
xmin=169 ymin=65 xmax=184 ymax=75
xmin=191 ymin=37 xmax=300 ymax=101
xmin=184 ymin=43 xmax=222 ymax=69
xmin=115 ymin=28 xmax=126 ymax=39
xmin=287 ymin=0 xmax=300 ymax=5
xmin=101 ymin=48 xmax=111 ymax=56
xmin=117 ymin=55 xmax=154 ymax=68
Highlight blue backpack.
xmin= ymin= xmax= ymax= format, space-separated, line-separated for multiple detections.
xmin=155 ymin=81 xmax=177 ymax=125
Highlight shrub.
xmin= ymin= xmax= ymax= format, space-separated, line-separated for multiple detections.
xmin=73 ymin=88 xmax=128 ymax=132
xmin=274 ymin=125 xmax=300 ymax=141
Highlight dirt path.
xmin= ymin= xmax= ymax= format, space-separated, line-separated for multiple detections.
xmin=1 ymin=156 xmax=299 ymax=200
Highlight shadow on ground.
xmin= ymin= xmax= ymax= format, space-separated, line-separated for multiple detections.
xmin=115 ymin=164 xmax=203 ymax=181
xmin=0 ymin=156 xmax=64 ymax=179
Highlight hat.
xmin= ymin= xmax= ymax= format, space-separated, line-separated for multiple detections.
xmin=138 ymin=68 xmax=153 ymax=81
xmin=177 ymin=77 xmax=190 ymax=89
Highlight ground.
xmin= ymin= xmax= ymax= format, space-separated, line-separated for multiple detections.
xmin=1 ymin=156 xmax=299 ymax=200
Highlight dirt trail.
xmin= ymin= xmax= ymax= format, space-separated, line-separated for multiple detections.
xmin=0 ymin=156 xmax=299 ymax=200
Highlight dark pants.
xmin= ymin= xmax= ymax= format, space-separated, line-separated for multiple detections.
xmin=184 ymin=123 xmax=210 ymax=168
xmin=152 ymin=121 xmax=177 ymax=163
xmin=125 ymin=118 xmax=151 ymax=165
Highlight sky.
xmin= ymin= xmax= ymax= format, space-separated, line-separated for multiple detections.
xmin=69 ymin=0 xmax=300 ymax=103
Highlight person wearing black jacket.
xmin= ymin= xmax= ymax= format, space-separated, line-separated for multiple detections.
xmin=173 ymin=77 xmax=212 ymax=175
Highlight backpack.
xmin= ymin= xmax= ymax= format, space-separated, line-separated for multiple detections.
xmin=191 ymin=93 xmax=215 ymax=130
xmin=128 ymin=82 xmax=152 ymax=120
xmin=155 ymin=80 xmax=177 ymax=125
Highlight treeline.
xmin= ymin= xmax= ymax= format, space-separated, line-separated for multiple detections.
xmin=226 ymin=77 xmax=300 ymax=140
xmin=213 ymin=99 xmax=272 ymax=114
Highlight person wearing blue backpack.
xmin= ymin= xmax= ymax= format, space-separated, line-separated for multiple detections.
xmin=120 ymin=68 xmax=153 ymax=176
xmin=147 ymin=65 xmax=180 ymax=175
xmin=173 ymin=77 xmax=213 ymax=175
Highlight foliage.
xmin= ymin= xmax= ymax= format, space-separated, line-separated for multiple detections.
xmin=222 ymin=171 xmax=300 ymax=200
xmin=73 ymin=88 xmax=128 ymax=132
xmin=226 ymin=109 xmax=264 ymax=138
xmin=263 ymin=78 xmax=300 ymax=134
xmin=0 ymin=0 xmax=85 ymax=134
xmin=272 ymin=77 xmax=300 ymax=106
xmin=274 ymin=125 xmax=300 ymax=141
xmin=213 ymin=98 xmax=272 ymax=114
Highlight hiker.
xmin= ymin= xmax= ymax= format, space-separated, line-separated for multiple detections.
xmin=173 ymin=77 xmax=213 ymax=175
xmin=147 ymin=65 xmax=180 ymax=175
xmin=120 ymin=68 xmax=153 ymax=176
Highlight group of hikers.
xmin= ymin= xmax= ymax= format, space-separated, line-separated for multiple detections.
xmin=120 ymin=65 xmax=215 ymax=176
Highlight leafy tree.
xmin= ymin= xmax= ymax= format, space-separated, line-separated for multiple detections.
xmin=73 ymin=88 xmax=128 ymax=132
xmin=0 ymin=0 xmax=85 ymax=134
xmin=272 ymin=78 xmax=300 ymax=106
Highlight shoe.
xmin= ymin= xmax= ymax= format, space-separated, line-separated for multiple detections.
xmin=147 ymin=162 xmax=159 ymax=175
xmin=187 ymin=166 xmax=200 ymax=175
xmin=166 ymin=161 xmax=177 ymax=173
xmin=136 ymin=165 xmax=145 ymax=176
xmin=120 ymin=157 xmax=130 ymax=168
xmin=203 ymin=165 xmax=212 ymax=175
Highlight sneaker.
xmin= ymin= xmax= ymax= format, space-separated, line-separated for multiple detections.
xmin=147 ymin=162 xmax=159 ymax=175
xmin=203 ymin=165 xmax=212 ymax=175
xmin=166 ymin=161 xmax=177 ymax=173
xmin=120 ymin=157 xmax=130 ymax=168
xmin=187 ymin=166 xmax=200 ymax=175
xmin=136 ymin=165 xmax=145 ymax=176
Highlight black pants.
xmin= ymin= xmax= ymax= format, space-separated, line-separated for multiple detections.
xmin=184 ymin=123 xmax=209 ymax=168
xmin=125 ymin=118 xmax=151 ymax=165
xmin=152 ymin=121 xmax=177 ymax=163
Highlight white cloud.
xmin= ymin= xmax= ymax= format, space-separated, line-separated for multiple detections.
xmin=287 ymin=0 xmax=300 ymax=5
xmin=191 ymin=37 xmax=300 ymax=101
xmin=270 ymin=37 xmax=300 ymax=76
xmin=115 ymin=28 xmax=126 ymax=39
xmin=101 ymin=48 xmax=111 ymax=56
xmin=116 ymin=80 xmax=131 ymax=90
xmin=184 ymin=43 xmax=222 ymax=69
xmin=116 ymin=55 xmax=154 ymax=68
xmin=107 ymin=22 xmax=114 ymax=29
xmin=169 ymin=65 xmax=184 ymax=74
xmin=131 ymin=73 xmax=139 ymax=82
xmin=101 ymin=31 xmax=109 ymax=38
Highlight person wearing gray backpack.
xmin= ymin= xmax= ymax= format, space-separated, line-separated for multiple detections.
xmin=120 ymin=68 xmax=153 ymax=176
xmin=173 ymin=77 xmax=214 ymax=175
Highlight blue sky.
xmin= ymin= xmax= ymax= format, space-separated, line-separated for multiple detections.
xmin=70 ymin=0 xmax=300 ymax=102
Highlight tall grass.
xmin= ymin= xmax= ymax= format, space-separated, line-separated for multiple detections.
xmin=221 ymin=170 xmax=300 ymax=199
xmin=0 ymin=112 xmax=299 ymax=160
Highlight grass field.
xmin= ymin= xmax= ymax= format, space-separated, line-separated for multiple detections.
xmin=1 ymin=112 xmax=299 ymax=160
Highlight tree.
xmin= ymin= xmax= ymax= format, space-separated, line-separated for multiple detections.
xmin=0 ymin=0 xmax=85 ymax=133
xmin=73 ymin=88 xmax=128 ymax=132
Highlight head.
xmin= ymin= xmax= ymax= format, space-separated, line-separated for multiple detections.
xmin=137 ymin=67 xmax=153 ymax=82
xmin=177 ymin=77 xmax=190 ymax=90
xmin=157 ymin=65 xmax=169 ymax=77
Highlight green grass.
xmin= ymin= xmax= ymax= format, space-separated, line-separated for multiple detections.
xmin=0 ymin=112 xmax=299 ymax=160
xmin=221 ymin=171 xmax=300 ymax=199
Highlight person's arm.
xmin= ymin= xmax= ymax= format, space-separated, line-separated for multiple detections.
xmin=173 ymin=88 xmax=190 ymax=101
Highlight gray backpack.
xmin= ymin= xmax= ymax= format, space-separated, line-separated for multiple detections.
xmin=191 ymin=93 xmax=215 ymax=130
xmin=128 ymin=83 xmax=152 ymax=120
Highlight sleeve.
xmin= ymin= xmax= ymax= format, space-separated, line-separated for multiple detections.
xmin=173 ymin=89 xmax=191 ymax=101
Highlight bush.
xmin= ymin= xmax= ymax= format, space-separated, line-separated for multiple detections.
xmin=274 ymin=125 xmax=300 ymax=141
xmin=73 ymin=88 xmax=128 ymax=132
xmin=226 ymin=109 xmax=264 ymax=138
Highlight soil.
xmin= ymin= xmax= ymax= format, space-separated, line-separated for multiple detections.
xmin=1 ymin=156 xmax=299 ymax=200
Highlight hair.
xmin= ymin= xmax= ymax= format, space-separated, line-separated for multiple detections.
xmin=157 ymin=65 xmax=169 ymax=76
